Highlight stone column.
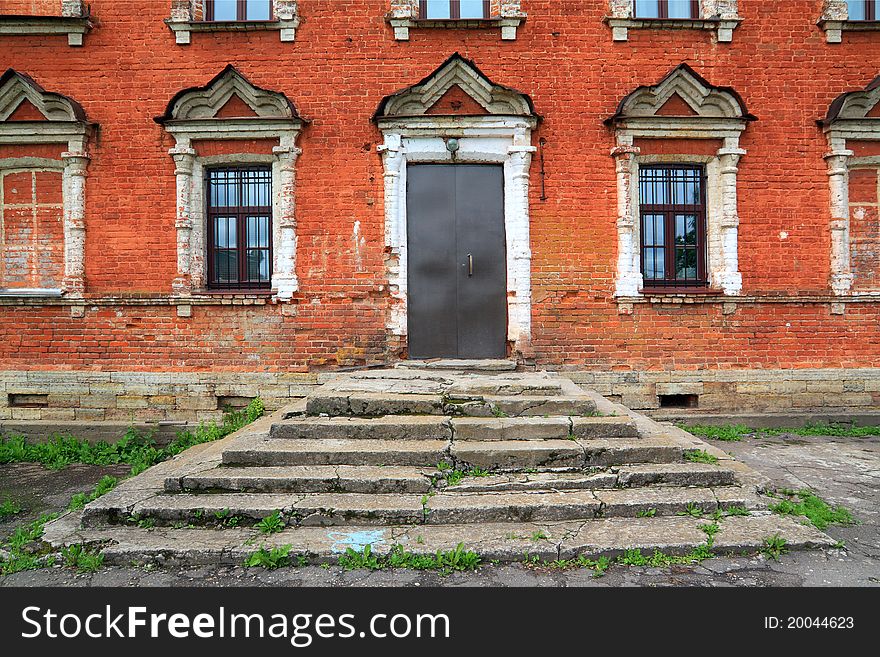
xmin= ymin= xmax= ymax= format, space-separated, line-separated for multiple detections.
xmin=60 ymin=151 xmax=89 ymax=296
xmin=378 ymin=134 xmax=407 ymax=336
xmin=272 ymin=141 xmax=301 ymax=301
xmin=506 ymin=127 xmax=536 ymax=353
xmin=170 ymin=145 xmax=197 ymax=296
xmin=611 ymin=140 xmax=642 ymax=297
xmin=826 ymin=146 xmax=855 ymax=295
xmin=717 ymin=142 xmax=746 ymax=295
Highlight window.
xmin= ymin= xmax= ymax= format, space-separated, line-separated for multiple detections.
xmin=205 ymin=0 xmax=272 ymax=22
xmin=634 ymin=0 xmax=700 ymax=18
xmin=206 ymin=167 xmax=272 ymax=290
xmin=639 ymin=165 xmax=707 ymax=288
xmin=847 ymin=1 xmax=878 ymax=20
xmin=418 ymin=0 xmax=490 ymax=20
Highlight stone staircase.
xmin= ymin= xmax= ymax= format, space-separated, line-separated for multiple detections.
xmin=44 ymin=364 xmax=834 ymax=566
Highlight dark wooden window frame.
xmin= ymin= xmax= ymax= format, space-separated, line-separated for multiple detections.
xmin=638 ymin=164 xmax=708 ymax=290
xmin=633 ymin=0 xmax=701 ymax=19
xmin=205 ymin=0 xmax=274 ymax=22
xmin=206 ymin=166 xmax=273 ymax=291
xmin=418 ymin=0 xmax=491 ymax=20
xmin=848 ymin=0 xmax=879 ymax=20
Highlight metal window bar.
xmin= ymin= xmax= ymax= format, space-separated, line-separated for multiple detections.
xmin=205 ymin=0 xmax=274 ymax=22
xmin=418 ymin=0 xmax=491 ymax=20
xmin=633 ymin=0 xmax=700 ymax=19
xmin=206 ymin=166 xmax=273 ymax=290
xmin=639 ymin=165 xmax=707 ymax=288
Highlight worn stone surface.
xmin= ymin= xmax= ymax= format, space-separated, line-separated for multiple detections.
xmin=452 ymin=440 xmax=585 ymax=469
xmin=450 ymin=416 xmax=571 ymax=441
xmin=178 ymin=465 xmax=433 ymax=494
xmin=271 ymin=415 xmax=452 ymax=441
xmin=570 ymin=416 xmax=639 ymax=439
xmin=224 ymin=438 xmax=450 ymax=467
xmin=616 ymin=463 xmax=737 ymax=488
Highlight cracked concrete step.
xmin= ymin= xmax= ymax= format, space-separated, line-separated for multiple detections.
xmin=444 ymin=471 xmax=618 ymax=493
xmin=451 ymin=438 xmax=682 ymax=470
xmin=303 ymin=393 xmax=599 ymax=418
xmin=223 ymin=439 xmax=450 ymax=467
xmin=570 ymin=416 xmax=639 ymax=439
xmin=464 ymin=395 xmax=598 ymax=418
xmin=616 ymin=463 xmax=737 ymax=488
xmin=86 ymin=485 xmax=767 ymax=528
xmin=305 ymin=393 xmax=446 ymax=417
xmin=450 ymin=417 xmax=571 ymax=441
xmin=52 ymin=513 xmax=834 ymax=567
xmin=169 ymin=465 xmax=434 ymax=494
xmin=270 ymin=415 xmax=452 ymax=441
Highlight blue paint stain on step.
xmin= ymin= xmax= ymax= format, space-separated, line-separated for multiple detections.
xmin=328 ymin=529 xmax=391 ymax=554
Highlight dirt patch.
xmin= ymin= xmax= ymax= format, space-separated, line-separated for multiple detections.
xmin=0 ymin=462 xmax=130 ymax=541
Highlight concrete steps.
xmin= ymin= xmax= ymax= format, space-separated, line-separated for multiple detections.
xmin=47 ymin=368 xmax=834 ymax=567
xmin=84 ymin=485 xmax=762 ymax=528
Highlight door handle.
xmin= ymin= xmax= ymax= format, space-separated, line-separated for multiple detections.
xmin=467 ymin=253 xmax=474 ymax=277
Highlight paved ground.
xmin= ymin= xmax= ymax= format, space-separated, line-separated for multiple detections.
xmin=1 ymin=429 xmax=878 ymax=587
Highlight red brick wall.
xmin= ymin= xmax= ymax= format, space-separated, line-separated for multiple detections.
xmin=0 ymin=0 xmax=62 ymax=16
xmin=1 ymin=1 xmax=879 ymax=373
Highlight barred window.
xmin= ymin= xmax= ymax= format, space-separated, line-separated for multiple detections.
xmin=206 ymin=167 xmax=272 ymax=290
xmin=634 ymin=0 xmax=700 ymax=19
xmin=418 ymin=0 xmax=490 ymax=20
xmin=205 ymin=0 xmax=272 ymax=22
xmin=639 ymin=165 xmax=707 ymax=288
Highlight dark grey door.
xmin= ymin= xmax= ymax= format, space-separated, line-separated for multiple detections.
xmin=407 ymin=164 xmax=507 ymax=359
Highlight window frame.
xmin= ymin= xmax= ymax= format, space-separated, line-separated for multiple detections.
xmin=633 ymin=0 xmax=701 ymax=19
xmin=417 ymin=0 xmax=491 ymax=21
xmin=847 ymin=1 xmax=879 ymax=20
xmin=638 ymin=164 xmax=708 ymax=290
xmin=205 ymin=0 xmax=274 ymax=22
xmin=205 ymin=165 xmax=274 ymax=291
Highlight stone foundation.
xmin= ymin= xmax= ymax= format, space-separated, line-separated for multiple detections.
xmin=0 ymin=368 xmax=878 ymax=428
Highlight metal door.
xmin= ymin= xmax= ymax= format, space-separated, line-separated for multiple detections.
xmin=407 ymin=164 xmax=507 ymax=359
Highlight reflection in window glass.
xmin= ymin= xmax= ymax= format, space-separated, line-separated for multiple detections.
xmin=847 ymin=1 xmax=867 ymax=21
xmin=425 ymin=1 xmax=452 ymax=19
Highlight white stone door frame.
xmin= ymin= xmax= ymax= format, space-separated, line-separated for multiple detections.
xmin=378 ymin=116 xmax=537 ymax=357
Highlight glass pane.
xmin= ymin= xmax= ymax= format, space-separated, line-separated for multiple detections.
xmin=211 ymin=0 xmax=238 ymax=21
xmin=460 ymin=0 xmax=486 ymax=19
xmin=678 ymin=214 xmax=697 ymax=245
xmin=215 ymin=217 xmax=236 ymax=248
xmin=643 ymin=215 xmax=654 ymax=245
xmin=848 ymin=1 xmax=867 ymax=20
xmin=668 ymin=0 xmax=696 ymax=19
xmin=425 ymin=0 xmax=452 ymax=19
xmin=247 ymin=250 xmax=270 ymax=282
xmin=215 ymin=251 xmax=238 ymax=284
xmin=676 ymin=248 xmax=698 ymax=280
xmin=247 ymin=216 xmax=270 ymax=248
xmin=644 ymin=247 xmax=666 ymax=280
xmin=655 ymin=215 xmax=665 ymax=246
xmin=246 ymin=0 xmax=271 ymax=20
xmin=634 ymin=0 xmax=660 ymax=18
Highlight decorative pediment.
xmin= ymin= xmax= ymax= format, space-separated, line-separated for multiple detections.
xmin=155 ymin=65 xmax=300 ymax=124
xmin=823 ymin=76 xmax=880 ymax=127
xmin=608 ymin=64 xmax=753 ymax=124
xmin=0 ymin=69 xmax=87 ymax=123
xmin=374 ymin=54 xmax=538 ymax=121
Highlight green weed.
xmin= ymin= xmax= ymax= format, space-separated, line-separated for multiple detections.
xmin=245 ymin=545 xmax=292 ymax=569
xmin=761 ymin=534 xmax=788 ymax=562
xmin=255 ymin=510 xmax=285 ymax=534
xmin=60 ymin=544 xmax=104 ymax=572
xmin=684 ymin=450 xmax=719 ymax=465
xmin=0 ymin=498 xmax=22 ymax=519
xmin=768 ymin=489 xmax=855 ymax=530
